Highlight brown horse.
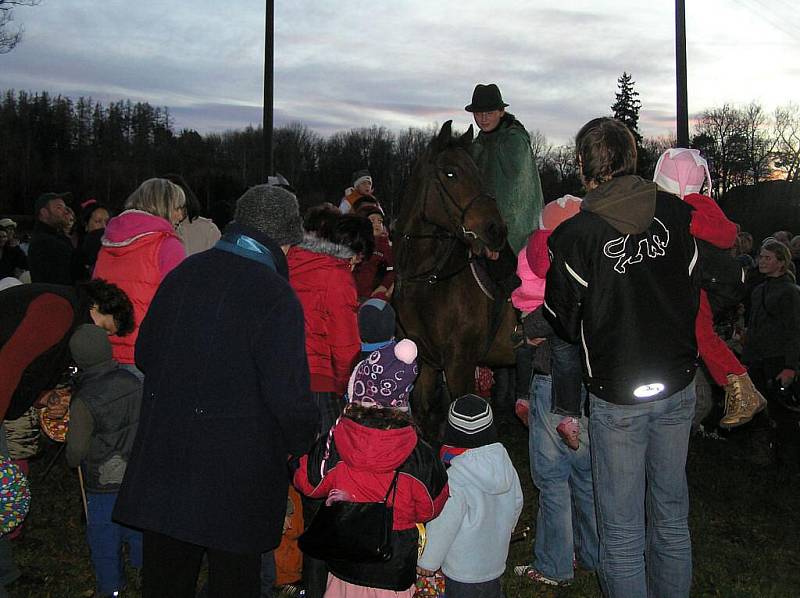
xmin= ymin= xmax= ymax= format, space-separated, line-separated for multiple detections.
xmin=393 ymin=121 xmax=517 ymax=439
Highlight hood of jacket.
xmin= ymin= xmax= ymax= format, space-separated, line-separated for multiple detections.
xmin=333 ymin=417 xmax=418 ymax=473
xmin=102 ymin=210 xmax=175 ymax=247
xmin=447 ymin=443 xmax=517 ymax=495
xmin=288 ymin=234 xmax=354 ymax=276
xmin=581 ymin=175 xmax=657 ymax=235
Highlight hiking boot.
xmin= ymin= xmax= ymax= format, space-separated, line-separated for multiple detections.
xmin=720 ymin=373 xmax=767 ymax=429
xmin=513 ymin=565 xmax=571 ymax=587
xmin=556 ymin=417 xmax=580 ymax=450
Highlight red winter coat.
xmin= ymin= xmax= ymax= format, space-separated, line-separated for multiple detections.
xmin=293 ymin=416 xmax=449 ymax=590
xmin=93 ymin=210 xmax=185 ymax=364
xmin=288 ymin=236 xmax=360 ymax=394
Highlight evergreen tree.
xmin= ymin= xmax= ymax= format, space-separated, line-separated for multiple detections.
xmin=611 ymin=72 xmax=642 ymax=143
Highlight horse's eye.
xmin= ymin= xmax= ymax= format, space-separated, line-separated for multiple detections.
xmin=444 ymin=169 xmax=456 ymax=179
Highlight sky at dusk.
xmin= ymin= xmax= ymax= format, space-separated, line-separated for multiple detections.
xmin=2 ymin=0 xmax=798 ymax=144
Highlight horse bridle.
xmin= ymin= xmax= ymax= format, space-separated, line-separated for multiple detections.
xmin=397 ymin=168 xmax=491 ymax=286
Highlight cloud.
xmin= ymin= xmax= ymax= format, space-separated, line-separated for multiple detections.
xmin=2 ymin=0 xmax=797 ymax=146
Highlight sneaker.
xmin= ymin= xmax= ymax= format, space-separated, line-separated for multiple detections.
xmin=720 ymin=373 xmax=767 ymax=429
xmin=514 ymin=399 xmax=530 ymax=426
xmin=556 ymin=417 xmax=580 ymax=450
xmin=513 ymin=565 xmax=571 ymax=587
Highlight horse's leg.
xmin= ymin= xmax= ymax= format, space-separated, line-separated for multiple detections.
xmin=412 ymin=363 xmax=446 ymax=442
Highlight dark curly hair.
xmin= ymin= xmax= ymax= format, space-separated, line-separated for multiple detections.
xmin=303 ymin=203 xmax=340 ymax=238
xmin=343 ymin=403 xmax=416 ymax=430
xmin=80 ymin=279 xmax=135 ymax=336
xmin=330 ymin=214 xmax=375 ymax=260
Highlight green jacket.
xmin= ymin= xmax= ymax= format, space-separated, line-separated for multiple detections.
xmin=471 ymin=114 xmax=543 ymax=254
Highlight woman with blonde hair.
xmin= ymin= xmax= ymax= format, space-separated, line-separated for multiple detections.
xmin=93 ymin=178 xmax=186 ymax=377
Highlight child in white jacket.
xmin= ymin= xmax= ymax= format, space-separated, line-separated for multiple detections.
xmin=417 ymin=394 xmax=523 ymax=597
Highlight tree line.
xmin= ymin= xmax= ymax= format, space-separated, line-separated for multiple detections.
xmin=1 ymin=85 xmax=798 ymax=228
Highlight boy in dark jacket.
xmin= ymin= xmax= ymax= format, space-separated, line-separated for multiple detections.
xmin=65 ymin=324 xmax=142 ymax=597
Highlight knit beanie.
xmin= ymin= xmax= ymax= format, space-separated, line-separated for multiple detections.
xmin=539 ymin=194 xmax=583 ymax=231
xmin=352 ymin=169 xmax=372 ymax=188
xmin=347 ymin=339 xmax=418 ymax=411
xmin=444 ymin=394 xmax=498 ymax=449
xmin=234 ymin=185 xmax=303 ymax=246
xmin=653 ymin=148 xmax=712 ymax=200
xmin=358 ymin=299 xmax=396 ymax=344
xmin=69 ymin=324 xmax=113 ymax=370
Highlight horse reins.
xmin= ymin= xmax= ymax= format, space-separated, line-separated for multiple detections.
xmin=396 ymin=172 xmax=490 ymax=286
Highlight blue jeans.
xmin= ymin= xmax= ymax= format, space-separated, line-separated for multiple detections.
xmin=86 ymin=492 xmax=143 ymax=594
xmin=589 ymin=384 xmax=695 ymax=598
xmin=528 ymin=375 xmax=598 ymax=582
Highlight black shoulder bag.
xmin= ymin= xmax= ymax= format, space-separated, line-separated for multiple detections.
xmin=298 ymin=470 xmax=399 ymax=563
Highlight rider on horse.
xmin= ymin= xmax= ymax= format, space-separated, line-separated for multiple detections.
xmin=466 ymin=84 xmax=544 ymax=265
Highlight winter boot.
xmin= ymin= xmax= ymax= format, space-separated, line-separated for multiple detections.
xmin=720 ymin=372 xmax=767 ymax=429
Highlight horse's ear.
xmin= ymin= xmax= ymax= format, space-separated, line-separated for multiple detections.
xmin=459 ymin=125 xmax=474 ymax=146
xmin=433 ymin=120 xmax=453 ymax=151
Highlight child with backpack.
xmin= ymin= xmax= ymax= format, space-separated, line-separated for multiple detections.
xmin=293 ymin=339 xmax=449 ymax=597
xmin=65 ymin=324 xmax=143 ymax=597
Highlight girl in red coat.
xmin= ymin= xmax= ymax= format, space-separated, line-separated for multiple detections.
xmin=288 ymin=213 xmax=374 ymax=436
xmin=653 ymin=148 xmax=766 ymax=428
xmin=294 ymin=340 xmax=449 ymax=597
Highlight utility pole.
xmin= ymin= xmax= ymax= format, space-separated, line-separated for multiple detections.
xmin=676 ymin=0 xmax=689 ymax=147
xmin=263 ymin=0 xmax=274 ymax=179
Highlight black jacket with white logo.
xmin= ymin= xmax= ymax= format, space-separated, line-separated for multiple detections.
xmin=544 ymin=176 xmax=700 ymax=405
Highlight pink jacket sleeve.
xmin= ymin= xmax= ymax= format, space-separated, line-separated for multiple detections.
xmin=157 ymin=236 xmax=187 ymax=281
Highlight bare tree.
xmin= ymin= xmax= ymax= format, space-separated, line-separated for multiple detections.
xmin=773 ymin=103 xmax=800 ymax=184
xmin=0 ymin=0 xmax=41 ymax=53
xmin=529 ymin=129 xmax=552 ymax=165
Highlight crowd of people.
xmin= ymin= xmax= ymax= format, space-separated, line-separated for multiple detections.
xmin=0 ymin=82 xmax=798 ymax=598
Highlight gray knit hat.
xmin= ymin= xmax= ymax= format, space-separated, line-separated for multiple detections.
xmin=234 ymin=185 xmax=303 ymax=246
xmin=69 ymin=324 xmax=113 ymax=370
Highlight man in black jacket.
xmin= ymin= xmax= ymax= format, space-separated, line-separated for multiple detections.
xmin=113 ymin=185 xmax=319 ymax=598
xmin=28 ymin=192 xmax=79 ymax=284
xmin=545 ymin=118 xmax=699 ymax=598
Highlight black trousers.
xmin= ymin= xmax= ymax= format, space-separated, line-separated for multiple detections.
xmin=143 ymin=530 xmax=261 ymax=598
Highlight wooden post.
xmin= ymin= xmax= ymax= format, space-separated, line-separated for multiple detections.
xmin=676 ymin=0 xmax=689 ymax=147
xmin=263 ymin=0 xmax=274 ymax=179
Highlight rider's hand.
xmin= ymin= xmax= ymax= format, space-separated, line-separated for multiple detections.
xmin=485 ymin=249 xmax=500 ymax=260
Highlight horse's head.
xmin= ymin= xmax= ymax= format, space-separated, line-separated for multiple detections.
xmin=409 ymin=120 xmax=508 ymax=254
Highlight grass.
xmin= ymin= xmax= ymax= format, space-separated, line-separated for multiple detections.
xmin=8 ymin=403 xmax=800 ymax=597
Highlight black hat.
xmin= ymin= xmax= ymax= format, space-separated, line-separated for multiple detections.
xmin=464 ymin=84 xmax=509 ymax=113
xmin=234 ymin=185 xmax=303 ymax=246
xmin=444 ymin=394 xmax=498 ymax=448
xmin=34 ymin=192 xmax=72 ymax=214
xmin=358 ymin=299 xmax=396 ymax=344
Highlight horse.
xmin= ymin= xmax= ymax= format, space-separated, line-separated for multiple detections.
xmin=393 ymin=120 xmax=517 ymax=439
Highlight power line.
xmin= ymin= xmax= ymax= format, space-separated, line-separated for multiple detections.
xmin=730 ymin=0 xmax=800 ymax=43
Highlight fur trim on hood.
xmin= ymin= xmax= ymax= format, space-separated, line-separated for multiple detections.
xmin=298 ymin=232 xmax=355 ymax=260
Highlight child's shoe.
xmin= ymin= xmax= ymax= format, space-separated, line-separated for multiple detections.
xmin=514 ymin=399 xmax=529 ymax=426
xmin=513 ymin=565 xmax=571 ymax=587
xmin=556 ymin=417 xmax=580 ymax=450
xmin=720 ymin=373 xmax=767 ymax=429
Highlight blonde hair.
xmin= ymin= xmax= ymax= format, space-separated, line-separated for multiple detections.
xmin=124 ymin=178 xmax=185 ymax=221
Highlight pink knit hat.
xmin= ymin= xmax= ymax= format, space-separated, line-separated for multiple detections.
xmin=539 ymin=194 xmax=582 ymax=231
xmin=653 ymin=148 xmax=712 ymax=199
